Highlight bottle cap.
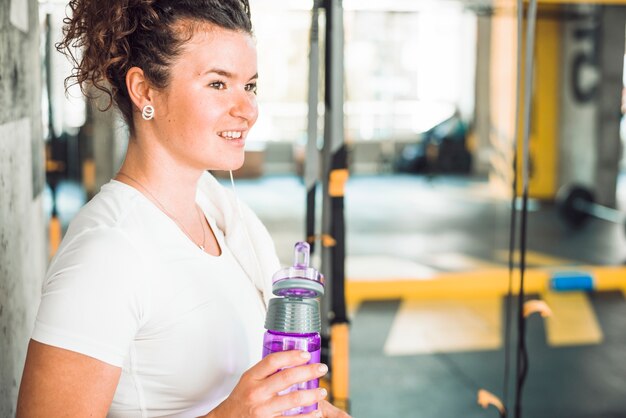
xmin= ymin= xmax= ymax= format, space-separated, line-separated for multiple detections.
xmin=272 ymin=242 xmax=324 ymax=298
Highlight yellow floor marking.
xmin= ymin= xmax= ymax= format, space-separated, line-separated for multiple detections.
xmin=542 ymin=291 xmax=603 ymax=346
xmin=347 ymin=301 xmax=361 ymax=321
xmin=494 ymin=250 xmax=579 ymax=267
xmin=346 ymin=266 xmax=624 ymax=351
xmin=384 ymin=297 xmax=501 ymax=355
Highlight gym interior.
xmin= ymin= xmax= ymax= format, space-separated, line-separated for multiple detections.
xmin=2 ymin=0 xmax=626 ymax=417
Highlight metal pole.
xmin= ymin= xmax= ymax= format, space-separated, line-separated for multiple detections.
xmin=321 ymin=0 xmax=349 ymax=411
xmin=305 ymin=1 xmax=321 ymax=254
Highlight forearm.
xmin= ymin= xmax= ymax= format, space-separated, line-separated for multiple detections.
xmin=17 ymin=340 xmax=121 ymax=418
xmin=198 ymin=399 xmax=229 ymax=418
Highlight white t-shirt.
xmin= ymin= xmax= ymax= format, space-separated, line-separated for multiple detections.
xmin=32 ymin=178 xmax=269 ymax=417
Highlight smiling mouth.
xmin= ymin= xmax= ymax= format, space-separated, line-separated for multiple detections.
xmin=218 ymin=131 xmax=243 ymax=140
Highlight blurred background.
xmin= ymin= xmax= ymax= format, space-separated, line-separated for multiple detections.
xmin=2 ymin=0 xmax=626 ymax=416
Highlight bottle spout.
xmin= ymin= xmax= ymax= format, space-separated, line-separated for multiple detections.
xmin=294 ymin=242 xmax=311 ymax=269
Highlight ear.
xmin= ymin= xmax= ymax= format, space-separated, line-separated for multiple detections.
xmin=126 ymin=67 xmax=153 ymax=111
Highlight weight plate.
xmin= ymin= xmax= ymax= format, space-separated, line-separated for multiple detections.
xmin=556 ymin=184 xmax=594 ymax=228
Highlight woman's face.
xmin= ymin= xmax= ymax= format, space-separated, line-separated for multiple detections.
xmin=151 ymin=24 xmax=258 ymax=172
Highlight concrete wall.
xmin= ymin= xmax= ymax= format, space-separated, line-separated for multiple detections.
xmin=0 ymin=0 xmax=47 ymax=415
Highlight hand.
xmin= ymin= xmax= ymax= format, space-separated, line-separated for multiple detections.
xmin=207 ymin=350 xmax=328 ymax=418
xmin=318 ymin=400 xmax=352 ymax=418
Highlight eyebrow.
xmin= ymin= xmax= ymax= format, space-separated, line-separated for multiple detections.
xmin=202 ymin=68 xmax=258 ymax=81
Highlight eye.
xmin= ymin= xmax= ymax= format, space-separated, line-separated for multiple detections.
xmin=209 ymin=81 xmax=226 ymax=90
xmin=245 ymin=82 xmax=258 ymax=95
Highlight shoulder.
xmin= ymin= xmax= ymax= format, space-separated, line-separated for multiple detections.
xmin=57 ymin=180 xmax=162 ymax=257
xmin=48 ymin=181 xmax=154 ymax=285
xmin=66 ymin=180 xmax=144 ymax=232
xmin=46 ymin=223 xmax=147 ymax=291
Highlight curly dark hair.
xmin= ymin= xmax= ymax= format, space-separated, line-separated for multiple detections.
xmin=57 ymin=0 xmax=252 ymax=132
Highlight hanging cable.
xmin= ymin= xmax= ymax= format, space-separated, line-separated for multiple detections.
xmin=502 ymin=0 xmax=525 ymax=413
xmin=513 ymin=0 xmax=538 ymax=417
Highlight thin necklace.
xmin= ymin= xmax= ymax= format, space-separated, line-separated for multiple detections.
xmin=116 ymin=172 xmax=207 ymax=251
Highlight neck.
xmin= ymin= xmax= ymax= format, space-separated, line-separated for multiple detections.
xmin=116 ymin=138 xmax=203 ymax=217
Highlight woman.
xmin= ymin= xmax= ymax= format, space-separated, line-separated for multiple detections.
xmin=17 ymin=1 xmax=350 ymax=417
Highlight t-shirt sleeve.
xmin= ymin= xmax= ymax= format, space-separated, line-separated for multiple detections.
xmin=32 ymin=226 xmax=149 ymax=367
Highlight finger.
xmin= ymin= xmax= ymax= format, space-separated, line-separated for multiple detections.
xmin=294 ymin=408 xmax=323 ymax=418
xmin=318 ymin=399 xmax=353 ymax=418
xmin=246 ymin=350 xmax=312 ymax=380
xmin=271 ymin=387 xmax=327 ymax=417
xmin=265 ymin=363 xmax=328 ymax=394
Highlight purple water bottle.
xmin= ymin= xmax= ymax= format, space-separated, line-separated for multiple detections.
xmin=262 ymin=242 xmax=324 ymax=416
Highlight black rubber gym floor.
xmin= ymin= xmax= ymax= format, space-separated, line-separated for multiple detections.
xmin=350 ymin=292 xmax=626 ymax=418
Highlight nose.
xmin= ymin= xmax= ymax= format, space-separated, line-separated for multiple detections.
xmin=230 ymin=89 xmax=258 ymax=125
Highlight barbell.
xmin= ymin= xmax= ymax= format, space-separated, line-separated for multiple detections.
xmin=556 ymin=184 xmax=624 ymax=228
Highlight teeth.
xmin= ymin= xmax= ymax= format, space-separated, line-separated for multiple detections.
xmin=219 ymin=131 xmax=242 ymax=139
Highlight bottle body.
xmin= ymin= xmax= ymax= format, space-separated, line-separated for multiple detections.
xmin=264 ymin=242 xmax=324 ymax=416
xmin=262 ymin=330 xmax=322 ymax=416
